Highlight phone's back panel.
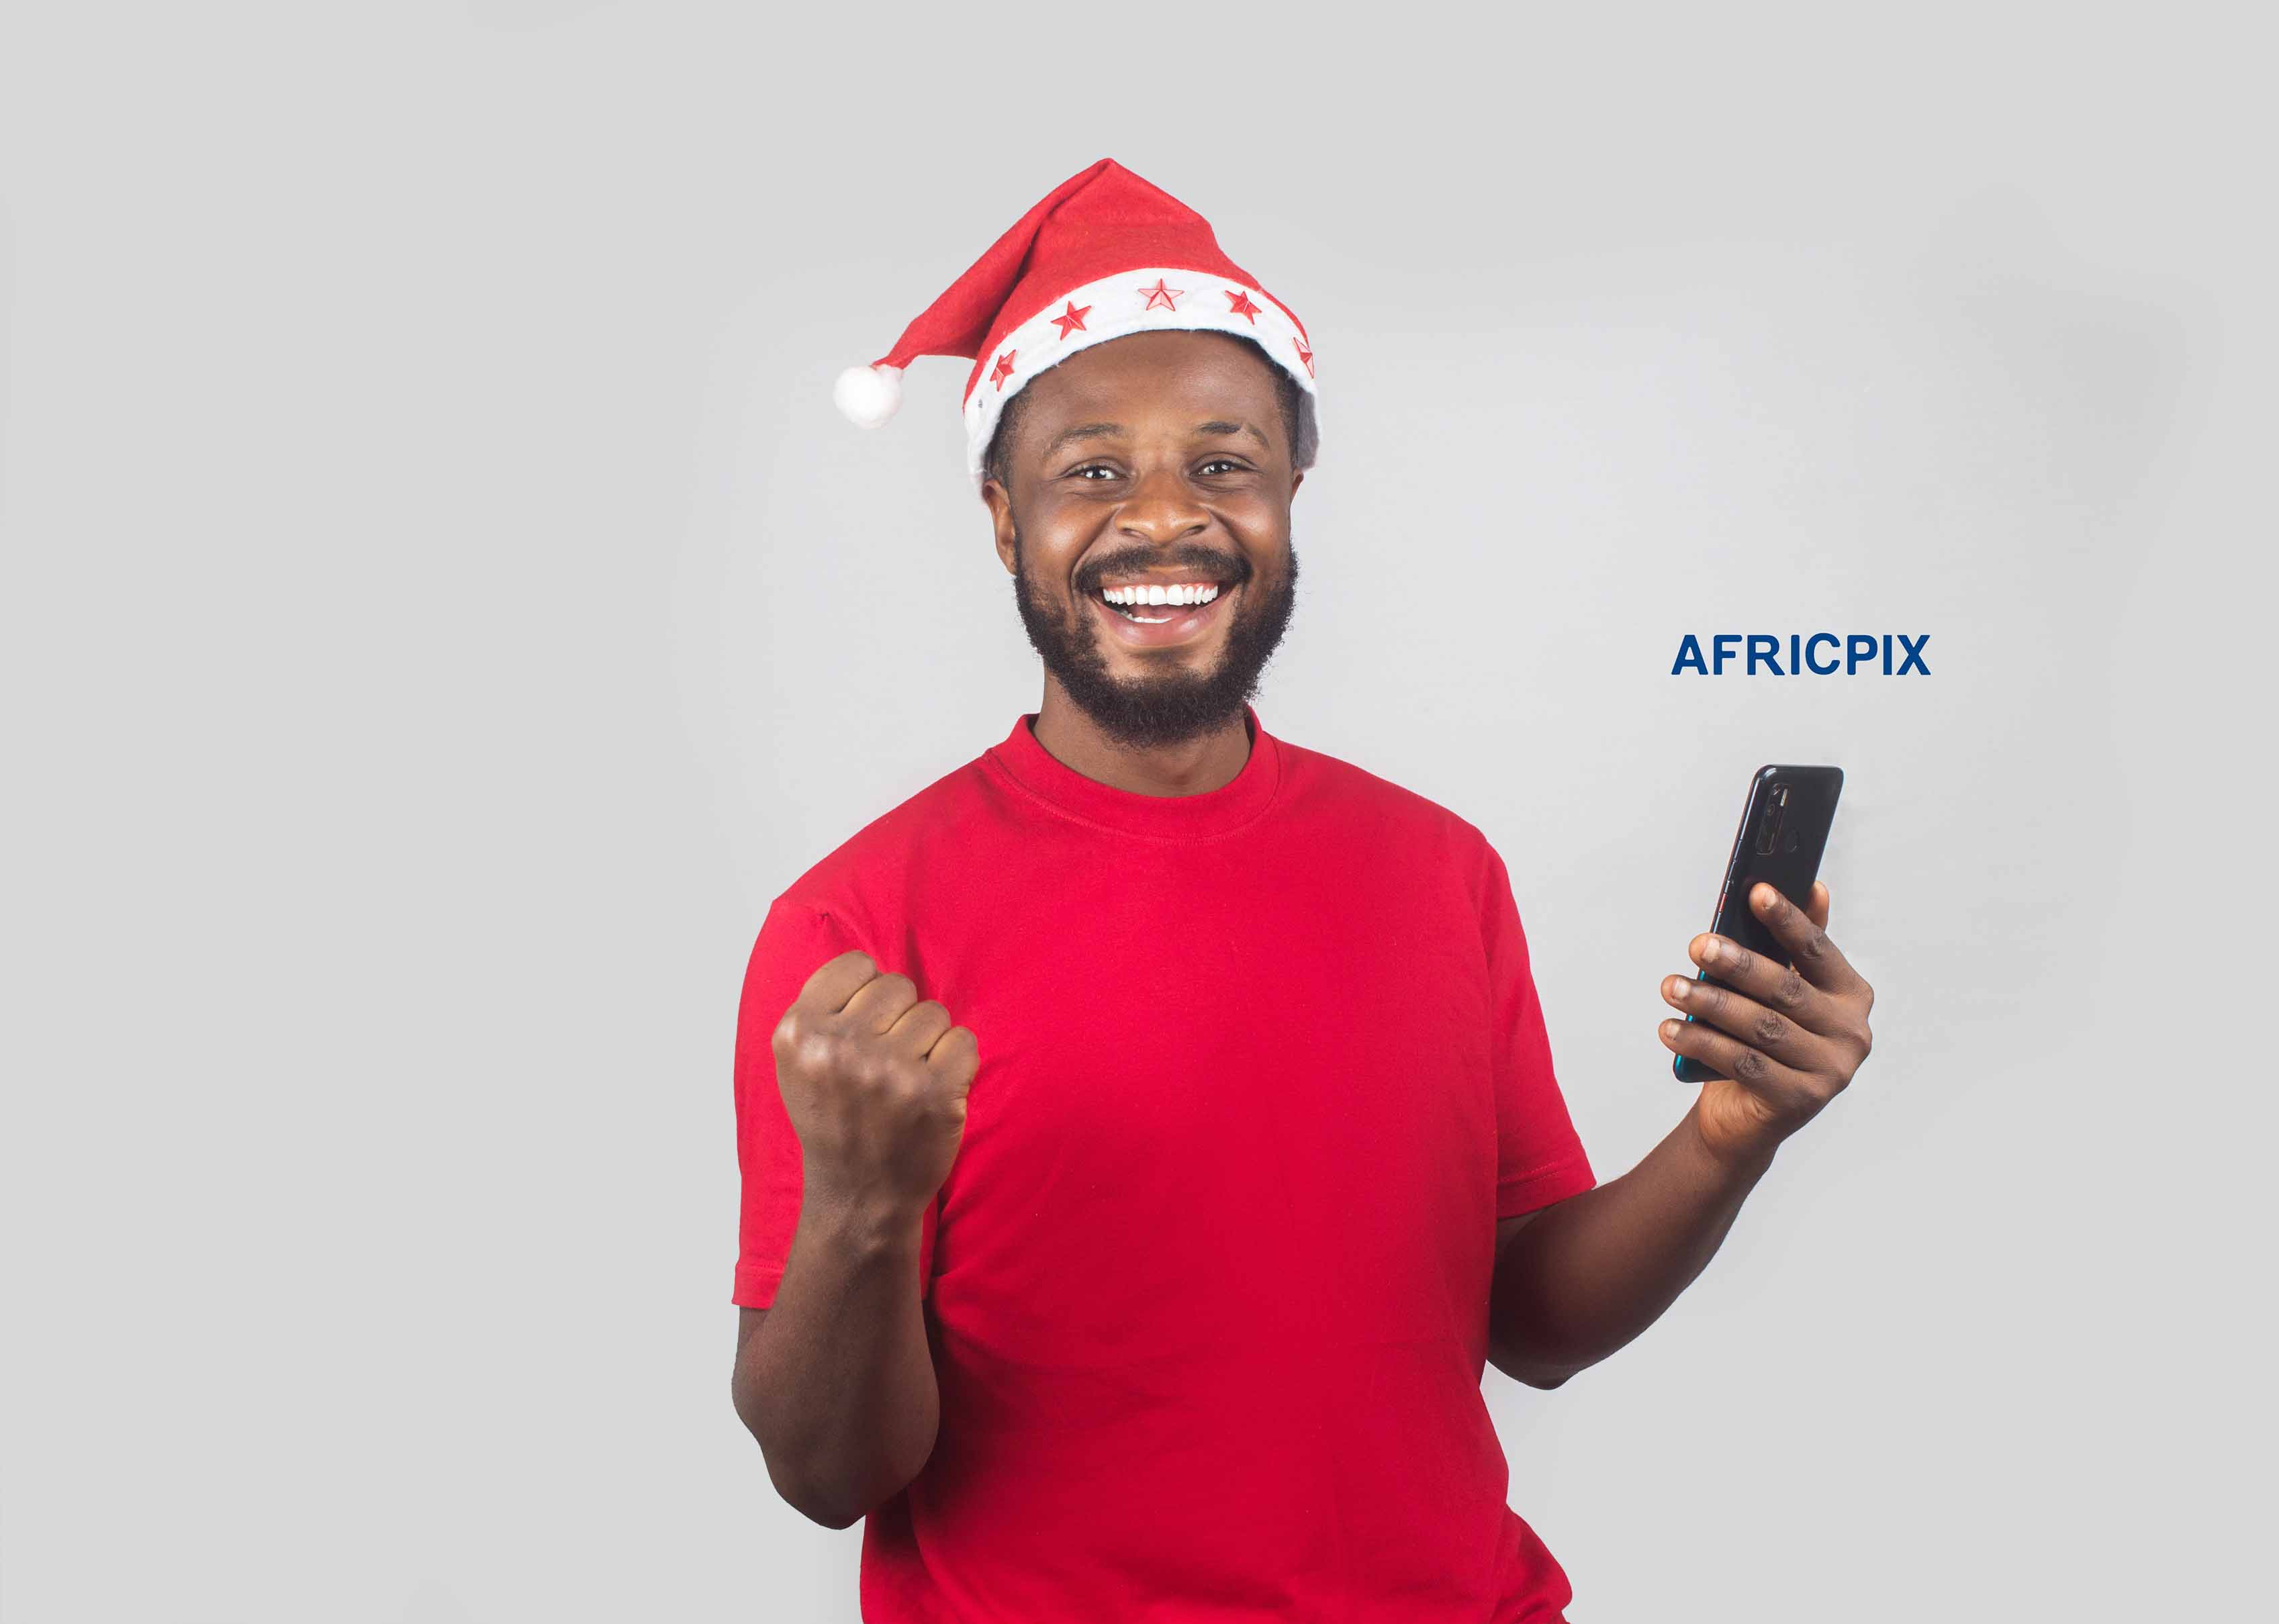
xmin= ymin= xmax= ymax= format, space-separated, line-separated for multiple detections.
xmin=1675 ymin=764 xmax=1843 ymax=1083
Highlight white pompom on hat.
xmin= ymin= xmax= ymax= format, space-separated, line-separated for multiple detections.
xmin=833 ymin=363 xmax=903 ymax=428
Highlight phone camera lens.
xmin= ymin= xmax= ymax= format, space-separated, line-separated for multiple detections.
xmin=1756 ymin=783 xmax=1789 ymax=855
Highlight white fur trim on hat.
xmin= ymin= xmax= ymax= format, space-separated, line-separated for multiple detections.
xmin=960 ymin=269 xmax=1317 ymax=486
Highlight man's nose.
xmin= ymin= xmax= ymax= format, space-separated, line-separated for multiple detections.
xmin=1115 ymin=467 xmax=1209 ymax=544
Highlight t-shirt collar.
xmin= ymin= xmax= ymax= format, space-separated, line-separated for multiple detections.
xmin=985 ymin=702 xmax=1284 ymax=840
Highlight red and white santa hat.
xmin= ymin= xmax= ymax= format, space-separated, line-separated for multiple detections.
xmin=833 ymin=158 xmax=1319 ymax=486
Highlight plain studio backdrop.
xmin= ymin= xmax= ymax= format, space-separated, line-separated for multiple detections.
xmin=2 ymin=4 xmax=2271 ymax=1621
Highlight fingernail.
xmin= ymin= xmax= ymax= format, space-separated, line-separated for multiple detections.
xmin=1660 ymin=1020 xmax=1681 ymax=1040
xmin=1667 ymin=978 xmax=1690 ymax=1001
xmin=1699 ymin=938 xmax=1722 ymax=963
xmin=1754 ymin=885 xmax=1777 ymax=910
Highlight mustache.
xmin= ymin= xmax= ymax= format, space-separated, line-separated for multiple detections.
xmin=1074 ymin=553 xmax=1249 ymax=591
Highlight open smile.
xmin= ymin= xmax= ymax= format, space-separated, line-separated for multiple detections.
xmin=1086 ymin=578 xmax=1238 ymax=649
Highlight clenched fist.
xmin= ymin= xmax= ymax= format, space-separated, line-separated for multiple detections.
xmin=772 ymin=950 xmax=980 ymax=1220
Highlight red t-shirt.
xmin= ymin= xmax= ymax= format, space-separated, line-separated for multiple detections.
xmin=734 ymin=704 xmax=1597 ymax=1622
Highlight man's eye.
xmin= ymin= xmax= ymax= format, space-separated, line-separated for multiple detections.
xmin=1070 ymin=464 xmax=1120 ymax=481
xmin=1199 ymin=458 xmax=1248 ymax=476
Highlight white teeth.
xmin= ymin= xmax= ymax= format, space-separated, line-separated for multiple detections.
xmin=1101 ymin=583 xmax=1221 ymax=606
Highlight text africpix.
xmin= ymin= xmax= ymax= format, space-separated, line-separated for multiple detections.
xmin=1671 ymin=633 xmax=1930 ymax=677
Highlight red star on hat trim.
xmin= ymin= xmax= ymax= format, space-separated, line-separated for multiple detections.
xmin=1224 ymin=289 xmax=1262 ymax=324
xmin=990 ymin=350 xmax=1017 ymax=389
xmin=1137 ymin=279 xmax=1185 ymax=312
xmin=1049 ymin=301 xmax=1090 ymax=339
xmin=1291 ymin=335 xmax=1314 ymax=377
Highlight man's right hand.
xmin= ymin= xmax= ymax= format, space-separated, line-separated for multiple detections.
xmin=772 ymin=950 xmax=980 ymax=1219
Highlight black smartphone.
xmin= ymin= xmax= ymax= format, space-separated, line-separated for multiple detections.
xmin=1673 ymin=764 xmax=1844 ymax=1084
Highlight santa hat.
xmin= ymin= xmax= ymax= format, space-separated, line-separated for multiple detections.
xmin=833 ymin=158 xmax=1319 ymax=485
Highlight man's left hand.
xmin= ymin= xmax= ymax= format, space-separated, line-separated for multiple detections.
xmin=1657 ymin=881 xmax=1875 ymax=1168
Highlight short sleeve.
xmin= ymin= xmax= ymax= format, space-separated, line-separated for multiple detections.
xmin=1477 ymin=841 xmax=1597 ymax=1219
xmin=732 ymin=897 xmax=941 ymax=1309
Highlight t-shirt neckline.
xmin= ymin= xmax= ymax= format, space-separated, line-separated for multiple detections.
xmin=984 ymin=702 xmax=1284 ymax=841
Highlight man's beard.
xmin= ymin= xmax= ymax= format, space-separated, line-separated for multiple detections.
xmin=1009 ymin=526 xmax=1301 ymax=752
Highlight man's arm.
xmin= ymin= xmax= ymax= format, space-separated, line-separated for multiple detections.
xmin=731 ymin=1195 xmax=940 ymax=1529
xmin=730 ymin=946 xmax=978 ymax=1530
xmin=1489 ymin=881 xmax=1873 ymax=1388
xmin=1489 ymin=1104 xmax=1775 ymax=1387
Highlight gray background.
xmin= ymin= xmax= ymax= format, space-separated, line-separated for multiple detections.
xmin=3 ymin=3 xmax=2270 ymax=1621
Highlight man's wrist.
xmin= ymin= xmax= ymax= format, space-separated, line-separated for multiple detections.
xmin=798 ymin=1185 xmax=929 ymax=1261
xmin=1679 ymin=1100 xmax=1781 ymax=1187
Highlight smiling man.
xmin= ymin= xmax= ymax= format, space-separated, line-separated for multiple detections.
xmin=994 ymin=326 xmax=1305 ymax=768
xmin=730 ymin=160 xmax=1874 ymax=1623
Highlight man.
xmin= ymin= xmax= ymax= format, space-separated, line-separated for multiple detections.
xmin=730 ymin=160 xmax=1875 ymax=1622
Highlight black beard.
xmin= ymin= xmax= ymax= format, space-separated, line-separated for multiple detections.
xmin=1009 ymin=526 xmax=1301 ymax=753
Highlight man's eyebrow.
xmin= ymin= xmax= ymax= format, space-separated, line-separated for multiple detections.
xmin=1196 ymin=420 xmax=1270 ymax=449
xmin=1043 ymin=422 xmax=1125 ymax=455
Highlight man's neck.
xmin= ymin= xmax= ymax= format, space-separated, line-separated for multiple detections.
xmin=1029 ymin=687 xmax=1253 ymax=798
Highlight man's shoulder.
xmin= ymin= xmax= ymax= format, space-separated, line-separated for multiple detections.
xmin=1273 ymin=728 xmax=1497 ymax=861
xmin=768 ymin=744 xmax=1004 ymax=937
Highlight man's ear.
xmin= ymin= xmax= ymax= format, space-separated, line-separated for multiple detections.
xmin=1289 ymin=468 xmax=1305 ymax=502
xmin=983 ymin=477 xmax=1017 ymax=574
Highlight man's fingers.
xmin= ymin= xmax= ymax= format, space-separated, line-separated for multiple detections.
xmin=1806 ymin=881 xmax=1830 ymax=931
xmin=886 ymin=998 xmax=955 ymax=1056
xmin=1746 ymin=883 xmax=1863 ymax=994
xmin=842 ymin=968 xmax=920 ymax=1034
xmin=1659 ymin=1016 xmax=1812 ymax=1104
xmin=927 ymin=1024 xmax=980 ymax=1088
xmin=1662 ymin=975 xmax=1819 ymax=1067
xmin=1687 ymin=932 xmax=1840 ymax=1034
xmin=796 ymin=949 xmax=882 ymax=1014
